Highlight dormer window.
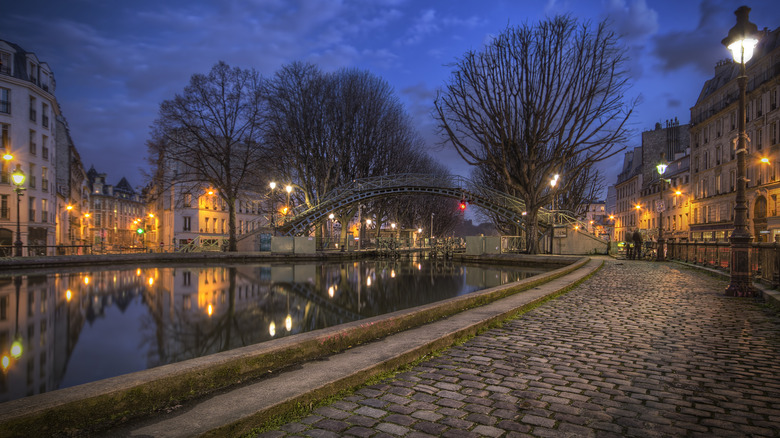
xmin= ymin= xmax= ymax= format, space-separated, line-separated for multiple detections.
xmin=0 ymin=52 xmax=10 ymax=75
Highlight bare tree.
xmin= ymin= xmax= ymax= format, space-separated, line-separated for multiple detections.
xmin=434 ymin=16 xmax=634 ymax=253
xmin=265 ymin=63 xmax=427 ymax=243
xmin=149 ymin=61 xmax=267 ymax=251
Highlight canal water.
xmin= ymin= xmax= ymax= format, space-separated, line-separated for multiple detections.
xmin=0 ymin=256 xmax=549 ymax=403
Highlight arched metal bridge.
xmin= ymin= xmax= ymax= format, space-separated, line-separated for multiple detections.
xmin=265 ymin=174 xmax=581 ymax=237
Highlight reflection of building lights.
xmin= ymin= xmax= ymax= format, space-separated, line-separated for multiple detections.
xmin=1 ymin=355 xmax=9 ymax=371
xmin=366 ymin=277 xmax=372 ymax=287
xmin=84 ymin=276 xmax=90 ymax=285
xmin=66 ymin=290 xmax=72 ymax=302
xmin=418 ymin=264 xmax=422 ymax=270
xmin=148 ymin=277 xmax=154 ymax=286
xmin=390 ymin=270 xmax=396 ymax=278
xmin=285 ymin=315 xmax=292 ymax=332
xmin=269 ymin=322 xmax=276 ymax=337
xmin=328 ymin=286 xmax=334 ymax=297
xmin=207 ymin=304 xmax=213 ymax=317
xmin=136 ymin=268 xmax=141 ymax=276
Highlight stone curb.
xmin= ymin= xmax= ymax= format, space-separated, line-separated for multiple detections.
xmin=0 ymin=255 xmax=592 ymax=437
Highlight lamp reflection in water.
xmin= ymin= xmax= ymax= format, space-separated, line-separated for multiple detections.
xmin=3 ymin=276 xmax=24 ymax=372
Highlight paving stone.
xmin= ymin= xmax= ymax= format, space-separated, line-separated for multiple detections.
xmin=375 ymin=422 xmax=409 ymax=436
xmin=412 ymin=420 xmax=448 ymax=435
xmin=354 ymin=406 xmax=387 ymax=419
xmin=343 ymin=426 xmax=375 ymax=437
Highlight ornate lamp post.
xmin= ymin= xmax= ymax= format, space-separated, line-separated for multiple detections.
xmin=723 ymin=6 xmax=760 ymax=297
xmin=549 ymin=173 xmax=560 ymax=254
xmin=269 ymin=181 xmax=276 ymax=235
xmin=11 ymin=165 xmax=25 ymax=257
xmin=656 ymin=154 xmax=668 ymax=261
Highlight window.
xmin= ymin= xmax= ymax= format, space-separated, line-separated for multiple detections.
xmin=41 ymin=103 xmax=48 ymax=128
xmin=1 ymin=195 xmax=8 ymax=219
xmin=772 ymin=122 xmax=778 ymax=145
xmin=183 ymin=216 xmax=191 ymax=231
xmin=42 ymin=167 xmax=48 ymax=192
xmin=29 ymin=130 xmax=36 ymax=154
xmin=730 ymin=170 xmax=736 ymax=191
xmin=756 ymin=128 xmax=763 ymax=150
xmin=0 ymin=51 xmax=10 ymax=74
xmin=28 ymin=163 xmax=36 ymax=189
xmin=29 ymin=196 xmax=35 ymax=222
xmin=29 ymin=96 xmax=36 ymax=122
xmin=28 ymin=61 xmax=38 ymax=84
xmin=730 ymin=111 xmax=736 ymax=130
xmin=41 ymin=199 xmax=47 ymax=223
xmin=41 ymin=135 xmax=48 ymax=159
xmin=0 ymin=159 xmax=7 ymax=184
xmin=0 ymin=88 xmax=9 ymax=114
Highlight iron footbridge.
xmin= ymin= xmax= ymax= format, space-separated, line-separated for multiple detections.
xmin=266 ymin=174 xmax=582 ymax=236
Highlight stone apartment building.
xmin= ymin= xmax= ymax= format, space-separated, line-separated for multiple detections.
xmin=0 ymin=39 xmax=59 ymax=255
xmin=689 ymin=26 xmax=780 ymax=242
xmin=612 ymin=121 xmax=691 ymax=243
xmin=86 ymin=166 xmax=146 ymax=250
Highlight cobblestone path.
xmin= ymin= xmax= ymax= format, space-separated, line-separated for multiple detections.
xmin=258 ymin=260 xmax=780 ymax=437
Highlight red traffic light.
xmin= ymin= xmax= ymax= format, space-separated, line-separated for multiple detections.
xmin=459 ymin=200 xmax=467 ymax=211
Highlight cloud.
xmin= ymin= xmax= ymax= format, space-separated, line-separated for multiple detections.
xmin=651 ymin=0 xmax=734 ymax=74
xmin=602 ymin=0 xmax=659 ymax=40
xmin=400 ymin=9 xmax=440 ymax=45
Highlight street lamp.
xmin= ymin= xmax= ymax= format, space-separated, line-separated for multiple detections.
xmin=656 ymin=154 xmax=668 ymax=261
xmin=269 ymin=182 xmax=277 ymax=235
xmin=11 ymin=165 xmax=25 ymax=257
xmin=550 ymin=174 xmax=560 ymax=254
xmin=722 ymin=5 xmax=760 ymax=297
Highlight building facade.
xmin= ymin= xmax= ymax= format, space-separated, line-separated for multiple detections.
xmin=151 ymin=179 xmax=268 ymax=251
xmin=86 ymin=167 xmax=146 ymax=250
xmin=0 ymin=40 xmax=59 ymax=255
xmin=613 ymin=147 xmax=643 ymax=243
xmin=54 ymin=114 xmax=89 ymax=250
xmin=689 ymin=26 xmax=780 ymax=242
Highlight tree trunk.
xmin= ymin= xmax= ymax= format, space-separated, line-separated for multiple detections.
xmin=526 ymin=208 xmax=540 ymax=254
xmin=227 ymin=197 xmax=237 ymax=252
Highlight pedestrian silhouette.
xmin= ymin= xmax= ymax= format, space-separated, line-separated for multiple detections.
xmin=632 ymin=230 xmax=643 ymax=260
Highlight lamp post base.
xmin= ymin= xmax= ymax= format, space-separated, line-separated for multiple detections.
xmin=726 ymin=237 xmax=761 ymax=297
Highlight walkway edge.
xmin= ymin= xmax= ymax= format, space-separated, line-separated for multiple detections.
xmin=130 ymin=258 xmax=603 ymax=438
xmin=0 ymin=256 xmax=596 ymax=437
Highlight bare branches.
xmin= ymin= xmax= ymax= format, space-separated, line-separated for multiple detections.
xmin=435 ymin=16 xmax=634 ymax=253
xmin=148 ymin=61 xmax=269 ymax=251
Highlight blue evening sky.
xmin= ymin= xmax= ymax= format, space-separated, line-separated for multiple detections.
xmin=3 ymin=0 xmax=779 ymax=192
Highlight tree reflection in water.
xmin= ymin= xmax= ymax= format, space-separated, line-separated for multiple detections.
xmin=0 ymin=256 xmax=547 ymax=403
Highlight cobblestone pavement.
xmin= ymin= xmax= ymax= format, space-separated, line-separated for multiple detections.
xmin=257 ymin=260 xmax=780 ymax=437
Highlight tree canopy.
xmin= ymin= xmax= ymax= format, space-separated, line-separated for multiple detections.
xmin=435 ymin=16 xmax=634 ymax=253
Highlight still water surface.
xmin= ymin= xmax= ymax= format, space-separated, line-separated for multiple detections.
xmin=0 ymin=256 xmax=548 ymax=403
